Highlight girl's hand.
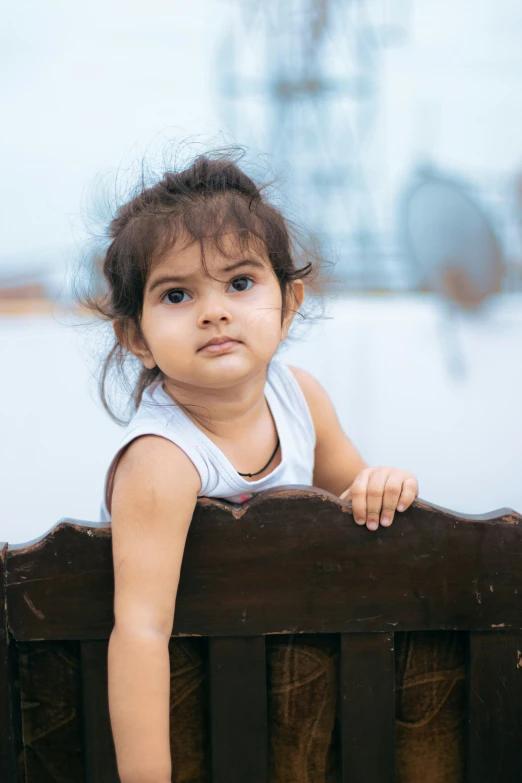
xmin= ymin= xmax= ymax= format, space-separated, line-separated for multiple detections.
xmin=339 ymin=467 xmax=418 ymax=531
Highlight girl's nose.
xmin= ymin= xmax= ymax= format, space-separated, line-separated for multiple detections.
xmin=197 ymin=295 xmax=232 ymax=327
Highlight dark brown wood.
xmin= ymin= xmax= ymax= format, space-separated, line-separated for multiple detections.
xmin=81 ymin=641 xmax=120 ymax=783
xmin=0 ymin=542 xmax=23 ymax=783
xmin=209 ymin=636 xmax=268 ymax=783
xmin=8 ymin=520 xmax=114 ymax=641
xmin=468 ymin=631 xmax=522 ymax=783
xmin=3 ymin=491 xmax=522 ymax=781
xmin=6 ymin=490 xmax=522 ymax=641
xmin=340 ymin=633 xmax=395 ymax=783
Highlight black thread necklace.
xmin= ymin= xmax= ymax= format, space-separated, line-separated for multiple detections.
xmin=237 ymin=436 xmax=280 ymax=478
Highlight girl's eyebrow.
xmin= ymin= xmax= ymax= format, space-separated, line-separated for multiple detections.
xmin=147 ymin=258 xmax=266 ymax=293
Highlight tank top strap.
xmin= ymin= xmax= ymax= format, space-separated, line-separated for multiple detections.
xmin=265 ymin=357 xmax=316 ymax=450
xmin=99 ymin=355 xmax=316 ymax=521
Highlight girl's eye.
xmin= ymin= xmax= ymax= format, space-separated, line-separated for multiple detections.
xmin=162 ymin=289 xmax=190 ymax=305
xmin=228 ymin=276 xmax=253 ymax=293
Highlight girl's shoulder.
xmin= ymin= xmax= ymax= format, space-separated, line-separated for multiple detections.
xmin=268 ymin=359 xmax=319 ymax=423
xmin=285 ymin=364 xmax=341 ymax=439
xmin=286 ymin=364 xmax=326 ymax=408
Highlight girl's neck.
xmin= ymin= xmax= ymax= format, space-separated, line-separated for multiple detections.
xmin=161 ymin=367 xmax=269 ymax=441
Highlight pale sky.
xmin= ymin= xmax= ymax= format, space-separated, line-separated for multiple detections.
xmin=1 ymin=1 xmax=522 ymax=533
xmin=2 ymin=0 xmax=522 ymax=280
xmin=1 ymin=0 xmax=226 ymax=274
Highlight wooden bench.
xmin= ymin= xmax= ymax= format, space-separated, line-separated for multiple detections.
xmin=2 ymin=487 xmax=522 ymax=782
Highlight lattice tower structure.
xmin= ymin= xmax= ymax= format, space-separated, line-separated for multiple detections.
xmin=219 ymin=0 xmax=411 ymax=290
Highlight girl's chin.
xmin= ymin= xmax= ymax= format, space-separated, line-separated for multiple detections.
xmin=197 ymin=354 xmax=268 ymax=379
xmin=164 ymin=351 xmax=275 ymax=386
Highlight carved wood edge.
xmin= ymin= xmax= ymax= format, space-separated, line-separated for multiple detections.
xmin=2 ymin=486 xmax=521 ymax=556
xmin=6 ymin=489 xmax=522 ymax=639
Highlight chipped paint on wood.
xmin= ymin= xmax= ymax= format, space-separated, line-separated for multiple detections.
xmin=5 ymin=491 xmax=522 ymax=640
xmin=22 ymin=592 xmax=44 ymax=620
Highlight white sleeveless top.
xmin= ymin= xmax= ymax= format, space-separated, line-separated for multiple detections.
xmin=99 ymin=358 xmax=316 ymax=521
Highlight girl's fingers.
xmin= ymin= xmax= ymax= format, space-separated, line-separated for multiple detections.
xmin=349 ymin=469 xmax=419 ymax=531
xmin=350 ymin=470 xmax=370 ymax=526
xmin=365 ymin=469 xmax=388 ymax=531
xmin=397 ymin=477 xmax=419 ymax=512
xmin=380 ymin=475 xmax=403 ymax=527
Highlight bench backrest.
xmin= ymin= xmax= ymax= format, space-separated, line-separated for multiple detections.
xmin=2 ymin=488 xmax=522 ymax=782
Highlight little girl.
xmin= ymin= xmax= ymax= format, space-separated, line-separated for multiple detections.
xmin=90 ymin=150 xmax=428 ymax=783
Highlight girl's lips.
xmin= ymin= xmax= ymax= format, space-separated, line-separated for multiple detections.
xmin=199 ymin=339 xmax=241 ymax=355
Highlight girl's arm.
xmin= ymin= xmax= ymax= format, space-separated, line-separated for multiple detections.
xmin=289 ymin=366 xmax=418 ymax=530
xmin=108 ymin=435 xmax=200 ymax=783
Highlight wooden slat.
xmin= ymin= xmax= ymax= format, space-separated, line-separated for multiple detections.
xmin=0 ymin=543 xmax=23 ymax=782
xmin=7 ymin=493 xmax=522 ymax=641
xmin=81 ymin=641 xmax=119 ymax=783
xmin=340 ymin=633 xmax=395 ymax=783
xmin=209 ymin=636 xmax=268 ymax=783
xmin=468 ymin=631 xmax=522 ymax=783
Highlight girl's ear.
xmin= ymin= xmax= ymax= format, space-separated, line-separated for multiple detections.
xmin=113 ymin=320 xmax=156 ymax=370
xmin=281 ymin=279 xmax=305 ymax=339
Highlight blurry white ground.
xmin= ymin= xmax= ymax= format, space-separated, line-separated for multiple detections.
xmin=1 ymin=293 xmax=521 ymax=545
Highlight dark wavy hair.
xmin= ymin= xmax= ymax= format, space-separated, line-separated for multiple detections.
xmin=77 ymin=147 xmax=326 ymax=424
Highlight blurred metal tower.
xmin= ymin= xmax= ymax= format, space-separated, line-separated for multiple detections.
xmin=219 ymin=0 xmax=411 ymax=289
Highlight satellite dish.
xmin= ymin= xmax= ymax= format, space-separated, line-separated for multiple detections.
xmin=400 ymin=166 xmax=505 ymax=310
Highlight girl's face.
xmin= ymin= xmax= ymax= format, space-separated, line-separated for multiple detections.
xmin=127 ymin=234 xmax=304 ymax=390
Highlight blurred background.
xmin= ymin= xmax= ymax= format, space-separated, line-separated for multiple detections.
xmin=1 ymin=0 xmax=522 ymax=543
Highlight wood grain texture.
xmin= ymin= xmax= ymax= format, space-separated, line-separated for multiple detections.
xmin=209 ymin=636 xmax=268 ymax=783
xmin=468 ymin=631 xmax=522 ymax=783
xmin=340 ymin=633 xmax=395 ymax=783
xmin=5 ymin=489 xmax=522 ymax=641
xmin=81 ymin=641 xmax=120 ymax=783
